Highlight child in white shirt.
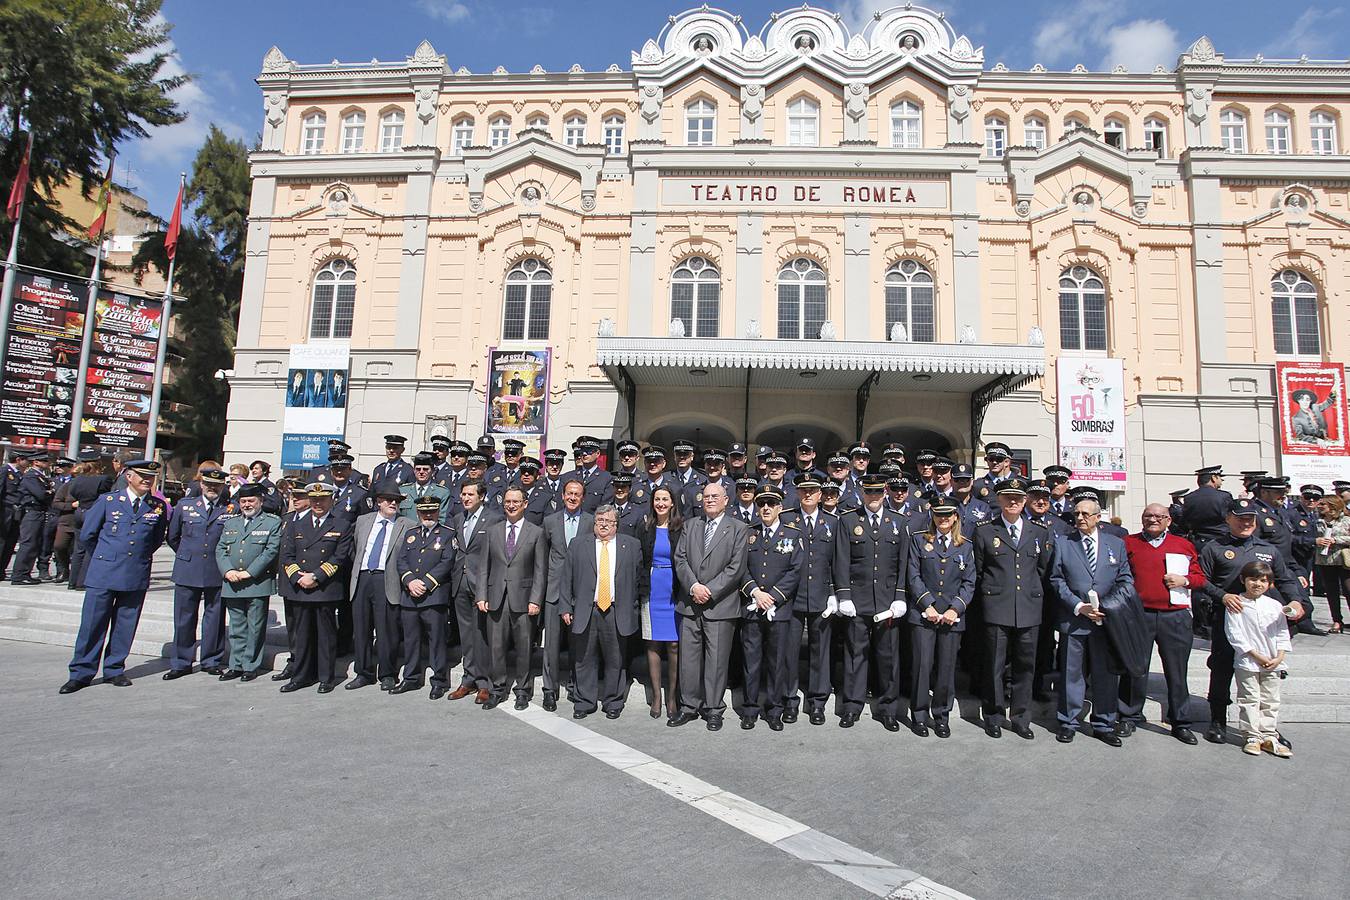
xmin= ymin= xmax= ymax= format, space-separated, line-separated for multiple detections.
xmin=1224 ymin=561 xmax=1292 ymax=758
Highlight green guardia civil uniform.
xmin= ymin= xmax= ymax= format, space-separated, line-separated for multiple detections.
xmin=215 ymin=510 xmax=283 ymax=674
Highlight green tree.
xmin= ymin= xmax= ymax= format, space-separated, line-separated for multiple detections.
xmin=134 ymin=126 xmax=250 ymax=463
xmin=0 ymin=0 xmax=185 ymax=271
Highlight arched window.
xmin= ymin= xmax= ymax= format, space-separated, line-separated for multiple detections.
xmin=301 ymin=112 xmax=326 ymax=154
xmin=884 ymin=260 xmax=935 ymax=342
xmin=451 ymin=117 xmax=474 ymax=154
xmin=340 ymin=111 xmax=365 ymax=153
xmin=777 ymin=258 xmax=828 ymax=340
xmin=489 ymin=116 xmax=511 ymax=148
xmin=1063 ymin=114 xmax=1089 ymax=134
xmin=890 ymin=100 xmax=922 ymax=148
xmin=1271 ymin=269 xmax=1321 ymax=356
xmin=1220 ymin=109 xmax=1247 ymax=153
xmin=686 ymin=99 xmax=716 ymax=146
xmin=1023 ymin=115 xmax=1047 ymax=150
xmin=984 ymin=116 xmax=1007 ymax=158
xmin=1059 ymin=266 xmax=1107 ymax=352
xmin=1103 ymin=117 xmax=1127 ymax=150
xmin=1265 ymin=109 xmax=1292 ymax=154
xmin=564 ymin=115 xmax=586 ymax=148
xmin=670 ymin=257 xmax=720 ymax=338
xmin=502 ymin=259 xmax=552 ymax=341
xmin=787 ymin=97 xmax=819 ymax=146
xmin=1143 ymin=117 xmax=1167 ymax=157
xmin=526 ymin=114 xmax=549 ymax=131
xmin=310 ymin=258 xmax=356 ymax=340
xmin=379 ymin=110 xmax=404 ymax=153
xmin=603 ymin=115 xmax=625 ymax=155
xmin=1311 ymin=111 xmax=1338 ymax=155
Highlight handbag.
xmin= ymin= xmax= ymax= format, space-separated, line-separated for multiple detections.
xmin=1333 ymin=547 xmax=1350 ymax=568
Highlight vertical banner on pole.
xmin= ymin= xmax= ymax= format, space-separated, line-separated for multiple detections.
xmin=1276 ymin=360 xmax=1349 ymax=487
xmin=484 ymin=347 xmax=549 ymax=457
xmin=0 ymin=272 xmax=86 ymax=448
xmin=1056 ymin=357 xmax=1128 ymax=491
xmin=80 ymin=289 xmax=163 ymax=449
xmin=281 ymin=342 xmax=350 ymax=470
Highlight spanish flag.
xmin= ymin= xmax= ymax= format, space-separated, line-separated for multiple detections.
xmin=87 ymin=155 xmax=115 ymax=241
xmin=164 ymin=174 xmax=184 ymax=262
xmin=5 ymin=131 xmax=31 ymax=221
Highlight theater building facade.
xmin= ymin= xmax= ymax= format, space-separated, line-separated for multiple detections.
xmin=224 ymin=4 xmax=1350 ymax=513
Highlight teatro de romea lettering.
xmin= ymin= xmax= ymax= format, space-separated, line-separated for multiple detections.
xmin=224 ymin=4 xmax=1350 ymax=514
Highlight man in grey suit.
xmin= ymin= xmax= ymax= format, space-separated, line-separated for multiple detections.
xmin=346 ymin=489 xmax=412 ymax=690
xmin=474 ymin=485 xmax=547 ymax=709
xmin=558 ymin=505 xmax=647 ymax=719
xmin=1049 ymin=498 xmax=1136 ymax=746
xmin=542 ymin=480 xmax=592 ymax=711
xmin=670 ymin=481 xmax=749 ymax=731
xmin=447 ymin=479 xmax=498 ymax=703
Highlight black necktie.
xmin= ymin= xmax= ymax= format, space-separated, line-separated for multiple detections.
xmin=132 ymin=496 xmax=142 ymax=516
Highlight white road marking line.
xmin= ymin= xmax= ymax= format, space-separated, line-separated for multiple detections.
xmin=502 ymin=704 xmax=974 ymax=899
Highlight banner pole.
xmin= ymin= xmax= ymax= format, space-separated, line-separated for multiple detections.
xmin=144 ymin=280 xmax=174 ymax=459
xmin=67 ymin=247 xmax=102 ymax=457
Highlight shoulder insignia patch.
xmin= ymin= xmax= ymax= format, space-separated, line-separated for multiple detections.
xmin=749 ymin=533 xmax=757 ymax=544
xmin=1265 ymin=517 xmax=1275 ymax=527
xmin=1224 ymin=550 xmax=1236 ymax=559
xmin=407 ymin=534 xmax=417 ymax=543
xmin=853 ymin=525 xmax=864 ymax=536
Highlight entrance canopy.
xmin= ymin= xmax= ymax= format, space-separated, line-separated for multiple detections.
xmin=597 ymin=335 xmax=1045 ymax=444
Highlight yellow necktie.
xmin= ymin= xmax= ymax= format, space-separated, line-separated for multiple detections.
xmin=597 ymin=540 xmax=612 ymax=612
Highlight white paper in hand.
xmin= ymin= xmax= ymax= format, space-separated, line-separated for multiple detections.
xmin=1165 ymin=553 xmax=1191 ymax=607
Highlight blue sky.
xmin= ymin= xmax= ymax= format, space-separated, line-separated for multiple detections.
xmin=124 ymin=0 xmax=1347 ymax=219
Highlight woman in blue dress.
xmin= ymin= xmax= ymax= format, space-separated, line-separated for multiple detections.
xmin=639 ymin=486 xmax=682 ymax=718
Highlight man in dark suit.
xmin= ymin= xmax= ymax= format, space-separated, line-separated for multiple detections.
xmin=1179 ymin=465 xmax=1232 ymax=549
xmin=542 ymin=480 xmax=592 ymax=710
xmin=9 ymin=450 xmax=54 ymax=584
xmin=474 ymin=485 xmax=547 ymax=708
xmin=394 ymin=495 xmax=458 ymax=698
xmin=558 ymin=505 xmax=647 ymax=719
xmin=831 ymin=472 xmax=911 ymax=731
xmin=515 ymin=457 xmax=558 ymax=525
xmin=737 ymin=486 xmax=802 ymax=731
xmin=346 ymin=489 xmax=411 ymax=691
xmin=559 ymin=435 xmax=613 ymax=513
xmin=164 ymin=468 xmax=231 ymax=679
xmin=970 ymin=479 xmax=1056 ymax=739
xmin=1048 ymin=498 xmax=1136 ymax=746
xmin=670 ymin=481 xmax=749 ymax=731
xmin=371 ymin=435 xmax=415 ymax=492
xmin=781 ymin=472 xmax=838 ymax=726
xmin=278 ymin=482 xmax=355 ymax=694
xmin=447 ymin=479 xmax=499 ymax=702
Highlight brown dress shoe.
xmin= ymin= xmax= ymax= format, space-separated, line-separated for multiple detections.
xmin=474 ymin=689 xmax=490 ymax=704
xmin=448 ymin=685 xmax=476 ymax=701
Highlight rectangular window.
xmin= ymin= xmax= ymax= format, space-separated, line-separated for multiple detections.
xmin=309 ymin=282 xmax=356 ymax=339
xmin=379 ymin=116 xmax=403 ymax=153
xmin=1024 ymin=121 xmax=1046 ymax=150
xmin=603 ymin=120 xmax=624 ymax=155
xmin=1276 ymin=296 xmax=1322 ymax=356
xmin=525 ymin=283 xmax=551 ymax=340
xmin=984 ymin=122 xmax=1006 ymax=158
xmin=490 ymin=122 xmax=510 ymax=148
xmin=302 ymin=118 xmax=325 ymax=154
xmin=1310 ymin=116 xmax=1337 ymax=155
xmin=341 ymin=116 xmax=364 ymax=153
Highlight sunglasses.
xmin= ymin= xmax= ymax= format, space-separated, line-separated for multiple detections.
xmin=755 ymin=500 xmax=780 ymax=508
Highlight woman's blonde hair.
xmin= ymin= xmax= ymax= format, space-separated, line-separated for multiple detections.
xmin=1320 ymin=495 xmax=1346 ymax=519
xmin=923 ymin=512 xmax=967 ymax=546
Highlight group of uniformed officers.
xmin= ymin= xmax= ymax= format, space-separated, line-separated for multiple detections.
xmin=48 ymin=431 xmax=1333 ymax=749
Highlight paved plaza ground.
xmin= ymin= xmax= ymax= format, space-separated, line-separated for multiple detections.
xmin=3 ymin=638 xmax=1347 ymax=899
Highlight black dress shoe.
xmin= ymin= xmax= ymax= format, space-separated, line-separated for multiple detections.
xmin=1116 ymin=720 xmax=1136 ymax=738
xmin=345 ymin=676 xmax=375 ymax=690
xmin=390 ymin=680 xmax=421 ymax=695
xmin=984 ymin=721 xmax=1003 ymax=739
xmin=1298 ymin=623 xmax=1328 ymax=636
xmin=59 ymin=679 xmax=89 ymax=694
xmin=1033 ymin=690 xmax=1054 ymax=702
xmin=1094 ymin=730 xmax=1123 ymax=747
xmin=604 ymin=709 xmax=621 ymax=720
xmin=271 ymin=667 xmax=293 ymax=682
xmin=279 ymin=680 xmax=314 ymax=693
xmin=104 ymin=675 xmax=132 ymax=687
xmin=239 ymin=671 xmax=260 ymax=683
xmin=573 ymin=708 xmax=592 ymax=719
xmin=1057 ymin=726 xmax=1077 ymax=743
xmin=1204 ymin=721 xmax=1226 ymax=743
xmin=513 ymin=697 xmax=529 ymax=710
xmin=1172 ymin=726 xmax=1198 ymax=745
xmin=429 ymin=686 xmax=447 ymax=700
xmin=706 ymin=715 xmax=723 ymax=732
xmin=767 ymin=715 xmax=783 ymax=731
xmin=482 ymin=696 xmax=501 ymax=710
xmin=317 ymin=682 xmax=338 ymax=694
xmin=839 ymin=712 xmax=858 ymax=728
xmin=808 ymin=709 xmax=826 ymax=725
xmin=379 ymin=678 xmax=396 ymax=691
xmin=1010 ymin=723 xmax=1035 ymax=741
xmin=1276 ymin=731 xmax=1293 ymax=750
xmin=542 ymin=693 xmax=558 ymax=712
xmin=782 ymin=709 xmax=798 ymax=724
xmin=911 ymin=721 xmax=929 ymax=737
xmin=202 ymin=666 xmax=225 ymax=676
xmin=11 ymin=576 xmax=42 ymax=585
xmin=218 ymin=669 xmax=243 ymax=681
xmin=933 ymin=721 xmax=951 ymax=739
xmin=879 ymin=715 xmax=900 ymax=732
xmin=740 ymin=715 xmax=757 ymax=730
xmin=667 ymin=710 xmax=698 ymax=727
xmin=162 ymin=668 xmax=192 ymax=681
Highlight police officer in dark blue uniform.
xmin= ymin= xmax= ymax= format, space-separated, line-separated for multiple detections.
xmin=612 ymin=439 xmax=641 ymax=477
xmin=792 ymin=437 xmax=827 ymax=484
xmin=636 ymin=444 xmax=678 ymax=500
xmin=952 ymin=463 xmax=992 ymax=537
xmin=611 ymin=473 xmax=647 ymax=536
xmin=1168 ymin=488 xmax=1190 ymax=536
xmin=486 ymin=438 xmax=526 ymax=503
xmin=670 ymin=439 xmax=705 ymax=492
xmin=759 ymin=451 xmax=800 ymax=510
xmin=0 ymin=452 xmax=26 ymax=578
xmin=477 ymin=434 xmax=507 ymax=485
xmin=516 ymin=457 xmax=558 ymax=525
xmin=393 ymin=494 xmax=458 ymax=698
xmin=781 ymin=472 xmax=837 ymax=725
xmin=164 ymin=468 xmax=231 ymax=679
xmin=540 ymin=447 xmax=567 ymax=497
xmin=737 ymin=486 xmax=802 ymax=731
xmin=1179 ymin=465 xmax=1233 ymax=548
xmin=10 ymin=450 xmax=54 ymax=584
xmin=1253 ymin=477 xmax=1322 ymax=635
xmin=907 ymin=493 xmax=976 ymax=738
xmin=730 ymin=476 xmax=759 ymax=525
xmin=434 ymin=440 xmax=473 ymax=498
xmin=1026 ymin=478 xmax=1072 ymax=700
xmin=328 ymin=453 xmax=371 ymax=523
xmin=278 ymin=482 xmax=356 ymax=693
xmin=60 ymin=460 xmax=169 ymax=692
xmin=972 ymin=441 xmax=1015 ymax=504
xmin=559 ymin=435 xmax=613 ymax=513
xmin=371 ymin=435 xmax=415 ymax=491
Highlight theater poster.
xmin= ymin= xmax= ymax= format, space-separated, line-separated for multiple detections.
xmin=0 ymin=272 xmax=86 ymax=449
xmin=485 ymin=348 xmax=549 ymax=441
xmin=1276 ymin=361 xmax=1349 ymax=487
xmin=80 ymin=289 xmax=163 ymax=449
xmin=281 ymin=342 xmax=350 ymax=469
xmin=1056 ymin=357 xmax=1128 ymax=490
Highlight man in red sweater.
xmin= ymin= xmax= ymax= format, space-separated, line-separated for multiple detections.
xmin=1120 ymin=502 xmax=1207 ymax=745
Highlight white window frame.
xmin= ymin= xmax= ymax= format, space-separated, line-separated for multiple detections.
xmin=984 ymin=116 xmax=1007 ymax=158
xmin=602 ymin=115 xmax=625 ymax=156
xmin=1023 ymin=116 xmax=1047 ymax=150
xmin=489 ymin=116 xmax=511 ymax=149
xmin=340 ymin=111 xmax=365 ymax=153
xmin=670 ymin=256 xmax=721 ymax=338
xmin=526 ymin=115 xmax=549 ymax=132
xmin=685 ymin=99 xmax=715 ymax=147
xmin=1220 ymin=109 xmax=1248 ymax=153
xmin=787 ymin=97 xmax=820 ymax=147
xmin=301 ymin=112 xmax=326 ymax=155
xmin=1265 ymin=109 xmax=1292 ymax=154
xmin=884 ymin=260 xmax=936 ymax=342
xmin=1063 ymin=115 xmax=1089 ymax=134
xmin=1310 ymin=111 xmax=1338 ymax=155
xmin=379 ymin=110 xmax=404 ymax=153
xmin=776 ymin=258 xmax=828 ymax=340
xmin=1143 ymin=117 xmax=1168 ymax=157
xmin=310 ymin=258 xmax=357 ymax=340
xmin=1103 ymin=117 xmax=1127 ymax=150
xmin=502 ymin=259 xmax=552 ymax=342
xmin=1271 ymin=269 xmax=1322 ymax=357
xmin=563 ymin=115 xmax=586 ymax=148
xmin=890 ymin=100 xmax=922 ymax=149
xmin=451 ymin=118 xmax=474 ymax=155
xmin=1058 ymin=265 xmax=1108 ymax=353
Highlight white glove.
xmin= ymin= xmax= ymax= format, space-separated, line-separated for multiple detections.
xmin=765 ymin=605 xmax=777 ymax=622
xmin=822 ymin=595 xmax=838 ymax=618
xmin=889 ymin=599 xmax=907 ymax=619
xmin=837 ymin=599 xmax=857 ymax=618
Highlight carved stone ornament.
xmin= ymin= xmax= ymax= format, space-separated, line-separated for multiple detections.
xmin=410 ymin=40 xmax=440 ymax=65
xmin=951 ymin=35 xmax=974 ymax=59
xmin=326 ymin=188 xmax=351 ymax=217
xmin=992 ymin=62 xmax=1008 ymax=72
xmin=744 ymin=319 xmax=762 ymax=339
xmin=959 ymin=325 xmax=977 ymax=344
xmin=1188 ymin=36 xmax=1217 ymax=62
xmin=581 ymin=191 xmax=596 ymax=212
xmin=794 ymin=33 xmax=817 ymax=53
xmin=846 ymin=82 xmax=868 ymax=122
xmin=846 ymin=34 xmax=868 ymax=58
xmin=597 ymin=317 xmax=617 ymax=338
xmin=569 ymin=63 xmax=584 ymax=73
xmin=1027 ymin=325 xmax=1045 ymax=347
xmin=469 ymin=195 xmax=483 ymax=213
xmin=262 ymin=46 xmax=290 ymax=73
xmin=692 ymin=34 xmax=715 ymax=54
xmin=416 ymin=88 xmax=436 ymax=124
xmin=641 ymin=39 xmax=661 ymax=62
xmin=1186 ymin=86 xmax=1210 ymax=124
xmin=743 ymin=35 xmax=766 ymax=60
xmin=741 ymin=84 xmax=764 ymax=122
xmin=1015 ymin=199 xmax=1031 ymax=218
xmin=668 ymin=318 xmax=686 ymax=338
xmin=264 ymin=92 xmax=287 ymax=128
xmin=818 ymin=320 xmax=837 ymax=340
xmin=1132 ymin=202 xmax=1148 ymax=219
xmin=1030 ymin=63 xmax=1047 ymax=73
xmin=890 ymin=322 xmax=909 ymax=342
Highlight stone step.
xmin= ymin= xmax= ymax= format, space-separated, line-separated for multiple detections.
xmin=0 ymin=619 xmax=290 ymax=666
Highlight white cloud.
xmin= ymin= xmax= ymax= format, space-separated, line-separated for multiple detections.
xmin=1101 ymin=19 xmax=1179 ymax=72
xmin=835 ymin=1 xmax=957 ymax=34
xmin=416 ymin=0 xmax=471 ymax=23
xmin=1031 ymin=0 xmax=1178 ymax=71
xmin=1266 ymin=7 xmax=1343 ymax=57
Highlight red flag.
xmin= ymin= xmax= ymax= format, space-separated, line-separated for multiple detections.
xmin=6 ymin=132 xmax=32 ymax=221
xmin=87 ymin=156 xmax=115 ymax=241
xmin=164 ymin=177 xmax=184 ymax=262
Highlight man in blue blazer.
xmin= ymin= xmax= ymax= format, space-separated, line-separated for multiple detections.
xmin=1049 ymin=497 xmax=1136 ymax=745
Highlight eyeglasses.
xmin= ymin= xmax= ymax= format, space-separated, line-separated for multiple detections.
xmin=595 ymin=519 xmax=618 ymax=527
xmin=755 ymin=500 xmax=780 ymax=509
xmin=1073 ymin=511 xmax=1100 ymax=518
xmin=1141 ymin=513 xmax=1169 ymax=520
